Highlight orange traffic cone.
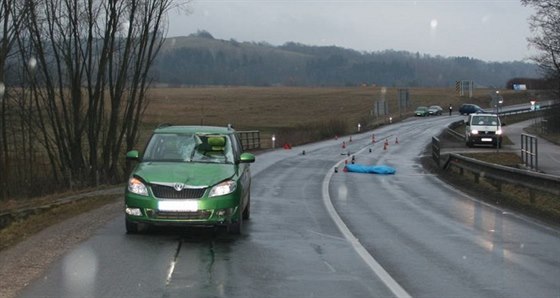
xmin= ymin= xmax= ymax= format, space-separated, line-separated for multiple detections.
xmin=395 ymin=137 xmax=399 ymax=144
xmin=342 ymin=141 xmax=346 ymax=149
xmin=383 ymin=139 xmax=389 ymax=150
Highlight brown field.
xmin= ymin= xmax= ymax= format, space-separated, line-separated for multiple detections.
xmin=142 ymin=86 xmax=536 ymax=148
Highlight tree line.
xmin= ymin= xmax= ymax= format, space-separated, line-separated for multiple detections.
xmin=155 ymin=31 xmax=540 ymax=88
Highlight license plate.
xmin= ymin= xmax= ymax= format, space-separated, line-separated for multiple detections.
xmin=481 ymin=138 xmax=493 ymax=142
xmin=158 ymin=200 xmax=198 ymax=212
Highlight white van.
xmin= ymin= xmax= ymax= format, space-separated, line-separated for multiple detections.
xmin=465 ymin=113 xmax=503 ymax=148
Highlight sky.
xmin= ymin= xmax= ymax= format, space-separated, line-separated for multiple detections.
xmin=166 ymin=0 xmax=537 ymax=62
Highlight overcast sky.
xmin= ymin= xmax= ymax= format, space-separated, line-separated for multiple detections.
xmin=167 ymin=0 xmax=537 ymax=62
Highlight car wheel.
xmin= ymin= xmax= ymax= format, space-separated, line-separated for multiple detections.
xmin=125 ymin=217 xmax=139 ymax=234
xmin=242 ymin=194 xmax=251 ymax=220
xmin=228 ymin=214 xmax=243 ymax=235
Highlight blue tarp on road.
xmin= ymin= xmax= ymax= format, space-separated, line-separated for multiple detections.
xmin=345 ymin=164 xmax=396 ymax=175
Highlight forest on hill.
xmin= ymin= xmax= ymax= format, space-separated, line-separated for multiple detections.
xmin=155 ymin=31 xmax=540 ymax=88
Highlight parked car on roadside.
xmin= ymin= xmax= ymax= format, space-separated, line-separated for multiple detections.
xmin=415 ymin=106 xmax=429 ymax=117
xmin=428 ymin=105 xmax=443 ymax=116
xmin=124 ymin=125 xmax=255 ymax=235
xmin=459 ymin=103 xmax=484 ymax=115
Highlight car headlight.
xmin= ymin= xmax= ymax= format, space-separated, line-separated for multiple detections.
xmin=471 ymin=129 xmax=479 ymax=135
xmin=496 ymin=129 xmax=502 ymax=135
xmin=128 ymin=177 xmax=148 ymax=196
xmin=209 ymin=180 xmax=237 ymax=197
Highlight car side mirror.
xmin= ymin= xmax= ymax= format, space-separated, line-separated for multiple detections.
xmin=126 ymin=150 xmax=139 ymax=161
xmin=239 ymin=152 xmax=255 ymax=163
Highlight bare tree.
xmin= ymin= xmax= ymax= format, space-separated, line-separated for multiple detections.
xmin=9 ymin=0 xmax=187 ymax=190
xmin=0 ymin=0 xmax=29 ymax=199
xmin=522 ymin=0 xmax=560 ymax=133
xmin=522 ymin=0 xmax=560 ymax=92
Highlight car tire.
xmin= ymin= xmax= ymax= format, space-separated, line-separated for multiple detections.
xmin=242 ymin=194 xmax=251 ymax=220
xmin=228 ymin=214 xmax=242 ymax=235
xmin=125 ymin=218 xmax=139 ymax=234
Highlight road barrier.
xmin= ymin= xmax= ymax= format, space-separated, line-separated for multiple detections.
xmin=521 ymin=133 xmax=538 ymax=171
xmin=237 ymin=130 xmax=260 ymax=150
xmin=434 ymin=117 xmax=560 ymax=202
xmin=442 ymin=153 xmax=560 ymax=199
xmin=432 ymin=136 xmax=441 ymax=168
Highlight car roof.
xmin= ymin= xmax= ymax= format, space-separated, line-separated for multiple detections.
xmin=153 ymin=125 xmax=235 ymax=135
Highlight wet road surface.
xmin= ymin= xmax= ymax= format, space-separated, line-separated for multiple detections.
xmin=20 ymin=115 xmax=560 ymax=298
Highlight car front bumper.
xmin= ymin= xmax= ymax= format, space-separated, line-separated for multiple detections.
xmin=124 ymin=192 xmax=241 ymax=226
xmin=469 ymin=134 xmax=502 ymax=144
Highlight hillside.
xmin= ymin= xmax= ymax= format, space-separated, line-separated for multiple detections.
xmin=155 ymin=31 xmax=540 ymax=88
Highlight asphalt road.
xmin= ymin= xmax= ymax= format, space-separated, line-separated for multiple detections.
xmin=19 ymin=115 xmax=560 ymax=298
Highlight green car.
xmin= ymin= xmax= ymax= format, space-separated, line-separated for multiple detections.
xmin=415 ymin=106 xmax=429 ymax=117
xmin=124 ymin=125 xmax=255 ymax=234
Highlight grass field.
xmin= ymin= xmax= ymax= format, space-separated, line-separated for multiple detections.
xmin=143 ymin=86 xmax=538 ymax=149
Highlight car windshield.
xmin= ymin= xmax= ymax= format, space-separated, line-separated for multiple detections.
xmin=143 ymin=133 xmax=234 ymax=164
xmin=472 ymin=115 xmax=498 ymax=126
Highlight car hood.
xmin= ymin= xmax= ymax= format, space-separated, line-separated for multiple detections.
xmin=133 ymin=162 xmax=237 ymax=187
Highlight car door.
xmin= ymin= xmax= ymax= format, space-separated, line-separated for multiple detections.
xmin=231 ymin=134 xmax=251 ymax=208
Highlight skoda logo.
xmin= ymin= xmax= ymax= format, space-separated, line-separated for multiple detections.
xmin=173 ymin=183 xmax=185 ymax=191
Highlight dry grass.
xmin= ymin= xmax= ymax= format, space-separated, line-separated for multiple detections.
xmin=0 ymin=194 xmax=119 ymax=250
xmin=142 ymin=86 xmax=535 ymax=148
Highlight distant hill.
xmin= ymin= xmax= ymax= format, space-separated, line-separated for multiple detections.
xmin=154 ymin=31 xmax=540 ymax=88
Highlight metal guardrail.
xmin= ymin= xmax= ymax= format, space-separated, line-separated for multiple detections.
xmin=0 ymin=187 xmax=123 ymax=230
xmin=434 ymin=116 xmax=560 ymax=200
xmin=521 ymin=133 xmax=538 ymax=171
xmin=432 ymin=136 xmax=441 ymax=168
xmin=237 ymin=130 xmax=261 ymax=151
xmin=445 ymin=120 xmax=465 ymax=141
xmin=443 ymin=153 xmax=560 ymax=197
xmin=497 ymin=102 xmax=559 ymax=117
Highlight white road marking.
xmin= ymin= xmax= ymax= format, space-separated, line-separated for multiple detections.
xmin=322 ymin=147 xmax=411 ymax=298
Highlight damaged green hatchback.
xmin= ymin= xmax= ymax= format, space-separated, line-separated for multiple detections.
xmin=124 ymin=125 xmax=255 ymax=234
